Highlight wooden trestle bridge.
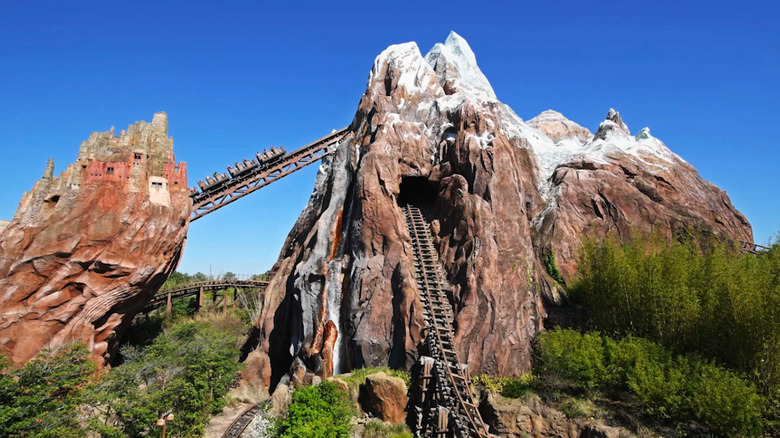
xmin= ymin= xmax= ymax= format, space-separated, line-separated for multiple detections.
xmin=143 ymin=280 xmax=267 ymax=315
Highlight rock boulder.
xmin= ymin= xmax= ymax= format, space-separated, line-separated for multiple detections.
xmin=360 ymin=372 xmax=409 ymax=424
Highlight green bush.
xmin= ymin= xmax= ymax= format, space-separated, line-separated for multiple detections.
xmin=279 ymin=381 xmax=355 ymax=438
xmin=343 ymin=367 xmax=411 ymax=390
xmin=545 ymin=251 xmax=565 ymax=283
xmin=536 ymin=329 xmax=764 ymax=436
xmin=689 ymin=362 xmax=764 ymax=437
xmin=536 ymin=329 xmax=609 ymax=389
xmin=362 ymin=419 xmax=413 ymax=438
xmin=94 ymin=321 xmax=242 ymax=437
xmin=559 ymin=396 xmax=589 ymax=418
xmin=0 ymin=344 xmax=98 ymax=438
xmin=472 ymin=374 xmax=534 ymax=399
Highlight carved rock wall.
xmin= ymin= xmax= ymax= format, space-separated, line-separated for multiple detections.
xmin=0 ymin=113 xmax=190 ymax=366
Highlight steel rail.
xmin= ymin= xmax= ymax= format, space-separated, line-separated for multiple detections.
xmin=221 ymin=401 xmax=267 ymax=438
xmin=190 ymin=128 xmax=349 ymax=221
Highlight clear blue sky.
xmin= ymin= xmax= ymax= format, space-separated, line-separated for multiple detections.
xmin=1 ymin=0 xmax=777 ymax=276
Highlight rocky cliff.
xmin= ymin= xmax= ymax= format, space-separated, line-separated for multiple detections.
xmin=0 ymin=113 xmax=190 ymax=366
xmin=245 ymin=32 xmax=751 ymax=390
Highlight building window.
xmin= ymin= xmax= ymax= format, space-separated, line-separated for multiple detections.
xmin=152 ymin=181 xmax=163 ymax=187
xmin=134 ymin=153 xmax=142 ymax=160
xmin=106 ymin=167 xmax=114 ymax=175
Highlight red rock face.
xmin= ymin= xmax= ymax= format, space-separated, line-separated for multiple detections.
xmin=245 ymin=32 xmax=751 ymax=391
xmin=0 ymin=113 xmax=190 ymax=367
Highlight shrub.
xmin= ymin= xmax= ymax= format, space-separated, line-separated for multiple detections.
xmin=559 ymin=396 xmax=589 ymax=418
xmin=342 ymin=367 xmax=411 ymax=390
xmin=0 ymin=344 xmax=100 ymax=438
xmin=95 ymin=321 xmax=242 ymax=437
xmin=571 ymin=231 xmax=780 ymax=391
xmin=688 ymin=362 xmax=764 ymax=437
xmin=472 ymin=374 xmax=534 ymax=399
xmin=279 ymin=381 xmax=355 ymax=438
xmin=536 ymin=329 xmax=764 ymax=436
xmin=362 ymin=419 xmax=413 ymax=438
xmin=536 ymin=329 xmax=609 ymax=389
xmin=545 ymin=251 xmax=565 ymax=283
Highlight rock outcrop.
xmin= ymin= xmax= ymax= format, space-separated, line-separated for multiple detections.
xmin=245 ymin=31 xmax=751 ymax=391
xmin=479 ymin=392 xmax=632 ymax=438
xmin=0 ymin=113 xmax=190 ymax=366
xmin=360 ymin=372 xmax=409 ymax=424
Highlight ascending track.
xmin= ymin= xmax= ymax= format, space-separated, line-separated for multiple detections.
xmin=190 ymin=128 xmax=349 ymax=221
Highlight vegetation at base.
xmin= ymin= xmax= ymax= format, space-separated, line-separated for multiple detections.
xmin=278 ymin=381 xmax=355 ymax=438
xmin=544 ymin=250 xmax=565 ymax=284
xmin=361 ymin=419 xmax=413 ymax=438
xmin=342 ymin=366 xmax=412 ymax=390
xmin=94 ymin=317 xmax=244 ymax=437
xmin=537 ymin=328 xmax=764 ymax=436
xmin=0 ymin=311 xmax=246 ymax=438
xmin=570 ymin=231 xmax=780 ymax=433
xmin=0 ymin=344 xmax=97 ymax=438
xmin=472 ymin=374 xmax=534 ymax=399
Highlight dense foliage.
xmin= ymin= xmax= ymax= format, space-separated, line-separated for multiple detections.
xmin=571 ymin=233 xmax=780 ymax=431
xmin=572 ymin=233 xmax=780 ymax=382
xmin=0 ymin=344 xmax=97 ymax=438
xmin=278 ymin=381 xmax=355 ymax=438
xmin=95 ymin=320 xmax=243 ymax=437
xmin=536 ymin=328 xmax=764 ymax=436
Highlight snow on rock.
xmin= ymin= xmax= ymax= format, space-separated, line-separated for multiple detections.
xmin=369 ymin=42 xmax=442 ymax=98
xmin=425 ymin=31 xmax=497 ymax=100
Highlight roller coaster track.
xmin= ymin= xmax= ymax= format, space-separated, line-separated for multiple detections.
xmin=221 ymin=401 xmax=267 ymax=438
xmin=404 ymin=205 xmax=490 ymax=438
xmin=142 ymin=280 xmax=268 ymax=312
xmin=739 ymin=239 xmax=771 ymax=254
xmin=190 ymin=127 xmax=349 ymax=221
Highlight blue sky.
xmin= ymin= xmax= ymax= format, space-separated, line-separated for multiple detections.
xmin=1 ymin=1 xmax=777 ymax=276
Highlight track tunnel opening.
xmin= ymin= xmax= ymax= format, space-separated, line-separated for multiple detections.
xmin=397 ymin=176 xmax=438 ymax=209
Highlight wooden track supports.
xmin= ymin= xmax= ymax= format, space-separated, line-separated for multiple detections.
xmin=404 ymin=205 xmax=491 ymax=438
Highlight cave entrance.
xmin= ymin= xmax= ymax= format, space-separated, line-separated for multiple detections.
xmin=397 ymin=176 xmax=438 ymax=209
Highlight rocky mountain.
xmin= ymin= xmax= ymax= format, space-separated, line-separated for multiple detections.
xmin=245 ymin=31 xmax=751 ymax=392
xmin=0 ymin=113 xmax=190 ymax=366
